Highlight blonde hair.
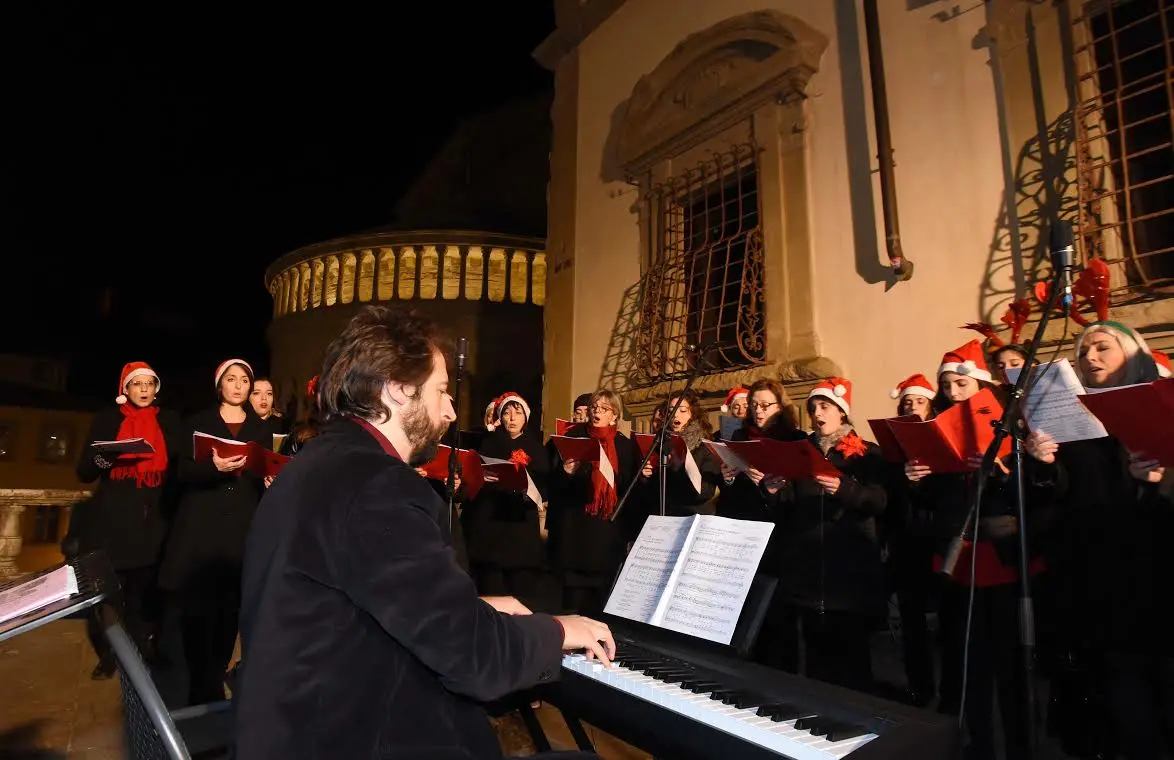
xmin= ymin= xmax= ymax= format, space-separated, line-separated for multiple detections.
xmin=1074 ymin=322 xmax=1159 ymax=388
xmin=590 ymin=389 xmax=623 ymax=420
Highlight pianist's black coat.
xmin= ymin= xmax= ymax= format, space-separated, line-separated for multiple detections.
xmin=235 ymin=417 xmax=564 ymax=759
xmin=768 ymin=430 xmax=888 ymax=616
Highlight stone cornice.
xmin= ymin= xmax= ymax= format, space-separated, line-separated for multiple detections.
xmin=533 ymin=0 xmax=630 ymax=70
xmin=264 ymin=230 xmax=547 ymax=290
xmin=0 ymin=488 xmax=91 ymax=506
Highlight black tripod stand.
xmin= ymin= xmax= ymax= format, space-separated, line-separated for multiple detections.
xmin=612 ymin=342 xmax=712 ymax=523
xmin=445 ymin=337 xmax=468 ymax=534
xmin=953 ymin=220 xmax=1075 ymax=758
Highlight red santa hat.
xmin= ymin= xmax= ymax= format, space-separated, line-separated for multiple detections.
xmin=1153 ymin=350 xmax=1172 ymax=378
xmin=495 ymin=392 xmax=531 ymax=423
xmin=720 ymin=386 xmax=749 ymax=414
xmin=890 ymin=373 xmax=935 ymax=401
xmin=807 ymin=377 xmax=852 ymax=417
xmin=115 ymin=361 xmax=159 ymax=406
xmin=937 ymin=339 xmax=993 ymax=384
xmin=214 ymin=358 xmax=254 ymax=387
xmin=484 ymin=396 xmax=502 ymax=431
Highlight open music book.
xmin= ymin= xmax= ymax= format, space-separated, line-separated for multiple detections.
xmin=193 ymin=432 xmax=291 ymax=478
xmin=604 ymin=514 xmax=773 ymax=646
xmin=0 ymin=565 xmax=79 ymax=626
xmin=1005 ymin=359 xmax=1107 ymax=444
xmin=91 ymin=438 xmax=155 ymax=456
xmin=1079 ymin=377 xmax=1174 ymax=465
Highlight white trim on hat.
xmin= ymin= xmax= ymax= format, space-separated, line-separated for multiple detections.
xmin=937 ymin=360 xmax=993 ymax=384
xmin=496 ymin=394 xmax=531 ymax=423
xmin=720 ymin=389 xmax=749 ymax=414
xmin=117 ymin=367 xmax=159 ymax=406
xmin=215 ymin=359 xmax=254 ymax=388
xmin=808 ymin=386 xmax=850 ymax=417
xmin=891 ymin=384 xmax=935 ymax=401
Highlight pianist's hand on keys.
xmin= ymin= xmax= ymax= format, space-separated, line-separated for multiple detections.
xmin=555 ymin=615 xmax=615 ymax=666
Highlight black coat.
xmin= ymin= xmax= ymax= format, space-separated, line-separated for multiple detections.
xmin=1030 ymin=435 xmax=1172 ymax=654
xmin=235 ymin=418 xmax=564 ymax=760
xmin=462 ymin=429 xmax=549 ymax=570
xmin=72 ymin=405 xmax=184 ymax=570
xmin=639 ymin=430 xmax=723 ymax=517
xmin=156 ymin=405 xmax=269 ymax=593
xmin=769 ymin=433 xmax=888 ymax=615
xmin=546 ymin=424 xmax=644 ymax=577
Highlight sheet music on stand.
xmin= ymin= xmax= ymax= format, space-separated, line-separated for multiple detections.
xmin=604 ymin=514 xmax=773 ymax=646
xmin=0 ymin=552 xmax=116 ymax=644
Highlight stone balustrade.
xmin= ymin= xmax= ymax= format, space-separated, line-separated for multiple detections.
xmin=265 ymin=230 xmax=547 ymax=320
xmin=0 ymin=489 xmax=91 ymax=578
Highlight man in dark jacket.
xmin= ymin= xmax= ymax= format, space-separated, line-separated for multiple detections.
xmin=236 ymin=305 xmax=612 ymax=759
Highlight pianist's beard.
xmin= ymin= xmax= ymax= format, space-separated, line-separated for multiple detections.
xmin=403 ymin=397 xmax=449 ymax=468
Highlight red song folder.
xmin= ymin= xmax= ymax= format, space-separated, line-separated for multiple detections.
xmin=192 ymin=432 xmax=291 ymax=479
xmin=418 ymin=446 xmax=486 ymax=499
xmin=866 ymin=415 xmax=921 ymax=464
xmin=631 ymin=432 xmax=689 ymax=465
xmin=550 ymin=435 xmax=604 ymax=463
xmin=1078 ymin=378 xmax=1174 ymax=466
xmin=883 ymin=388 xmax=1010 ymax=473
xmin=555 ymin=419 xmax=575 ymax=436
xmin=716 ymin=438 xmax=841 ymax=480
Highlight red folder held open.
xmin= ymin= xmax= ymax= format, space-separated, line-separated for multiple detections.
xmin=883 ymin=388 xmax=1010 ymax=473
xmin=418 ymin=446 xmax=485 ymax=499
xmin=193 ymin=432 xmax=291 ymax=479
xmin=555 ymin=419 xmax=575 ymax=436
xmin=1079 ymin=378 xmax=1174 ymax=465
xmin=718 ymin=438 xmax=840 ymax=480
xmin=866 ymin=415 xmax=920 ymax=463
xmin=550 ymin=435 xmax=603 ymax=463
xmin=631 ymin=432 xmax=688 ymax=465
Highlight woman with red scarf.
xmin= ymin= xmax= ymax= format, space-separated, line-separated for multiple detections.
xmin=546 ymin=389 xmax=642 ymax=616
xmin=72 ymin=361 xmax=183 ymax=678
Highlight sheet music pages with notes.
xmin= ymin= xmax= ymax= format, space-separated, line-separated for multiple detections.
xmin=604 ymin=515 xmax=773 ymax=645
xmin=1006 ymin=359 xmax=1107 ymax=444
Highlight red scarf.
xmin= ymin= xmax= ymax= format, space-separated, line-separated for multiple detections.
xmin=585 ymin=424 xmax=619 ymax=520
xmin=110 ymin=404 xmax=169 ymax=488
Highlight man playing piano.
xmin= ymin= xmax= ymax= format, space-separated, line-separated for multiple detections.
xmin=234 ymin=305 xmax=613 ymax=759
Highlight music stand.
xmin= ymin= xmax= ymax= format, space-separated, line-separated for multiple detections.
xmin=0 ymin=551 xmax=115 ymax=644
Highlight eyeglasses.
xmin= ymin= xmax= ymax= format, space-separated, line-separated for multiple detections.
xmin=128 ymin=380 xmax=158 ymax=390
xmin=590 ymin=405 xmax=614 ymax=414
xmin=751 ymin=401 xmax=779 ymax=412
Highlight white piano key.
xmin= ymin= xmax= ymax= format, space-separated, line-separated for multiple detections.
xmin=562 ymin=654 xmax=879 ymax=760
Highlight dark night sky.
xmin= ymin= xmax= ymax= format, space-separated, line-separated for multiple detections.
xmin=3 ymin=5 xmax=554 ymax=406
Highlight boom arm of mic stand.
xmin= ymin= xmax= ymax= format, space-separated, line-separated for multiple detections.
xmin=610 ymin=349 xmax=710 ymax=523
xmin=445 ymin=368 xmax=465 ymax=533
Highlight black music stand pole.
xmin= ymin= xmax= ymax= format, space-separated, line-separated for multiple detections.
xmin=612 ymin=342 xmax=712 ymax=522
xmin=446 ymin=337 xmax=468 ymax=534
xmin=968 ymin=223 xmax=1071 ymax=758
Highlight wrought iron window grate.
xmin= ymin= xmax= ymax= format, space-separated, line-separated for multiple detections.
xmin=633 ymin=143 xmax=767 ymax=387
xmin=1073 ymin=0 xmax=1174 ymax=291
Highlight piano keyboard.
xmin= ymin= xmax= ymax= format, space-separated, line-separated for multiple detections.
xmin=562 ymin=639 xmax=877 ymax=759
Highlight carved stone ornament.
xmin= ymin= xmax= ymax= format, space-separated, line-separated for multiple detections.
xmin=617 ymin=10 xmax=829 ymax=175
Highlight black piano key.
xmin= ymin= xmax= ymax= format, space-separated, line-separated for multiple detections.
xmin=757 ymin=703 xmax=805 ymax=722
xmin=660 ymin=672 xmax=694 ymax=684
xmin=733 ymin=693 xmax=767 ymax=709
xmin=687 ymin=681 xmax=723 ymax=693
xmin=707 ymin=689 xmax=737 ymax=701
xmin=795 ymin=716 xmax=835 ymax=734
xmin=826 ymin=723 xmax=871 ymax=742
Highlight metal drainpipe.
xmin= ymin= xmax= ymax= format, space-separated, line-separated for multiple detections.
xmin=863 ymin=0 xmax=914 ymax=281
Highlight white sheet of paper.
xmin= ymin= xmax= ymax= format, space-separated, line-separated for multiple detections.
xmin=604 ymin=514 xmax=774 ymax=645
xmin=0 ymin=566 xmax=79 ymax=625
xmin=656 ymin=515 xmax=773 ymax=645
xmin=1007 ymin=359 xmax=1108 ymax=444
xmin=604 ymin=516 xmax=694 ymax=624
xmin=703 ymin=441 xmax=750 ymax=474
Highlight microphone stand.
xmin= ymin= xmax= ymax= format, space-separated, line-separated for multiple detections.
xmin=446 ymin=337 xmax=468 ymax=534
xmin=968 ymin=260 xmax=1067 ymax=759
xmin=611 ymin=342 xmax=712 ymax=522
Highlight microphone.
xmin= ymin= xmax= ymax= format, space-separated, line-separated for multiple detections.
xmin=1050 ymin=220 xmax=1075 ymax=309
xmin=456 ymin=337 xmax=467 ymax=375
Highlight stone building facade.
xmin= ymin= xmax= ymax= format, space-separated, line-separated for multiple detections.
xmin=535 ymin=0 xmax=1174 ymax=431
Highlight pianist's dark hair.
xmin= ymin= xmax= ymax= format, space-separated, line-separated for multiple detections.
xmin=317 ymin=305 xmax=454 ymax=424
